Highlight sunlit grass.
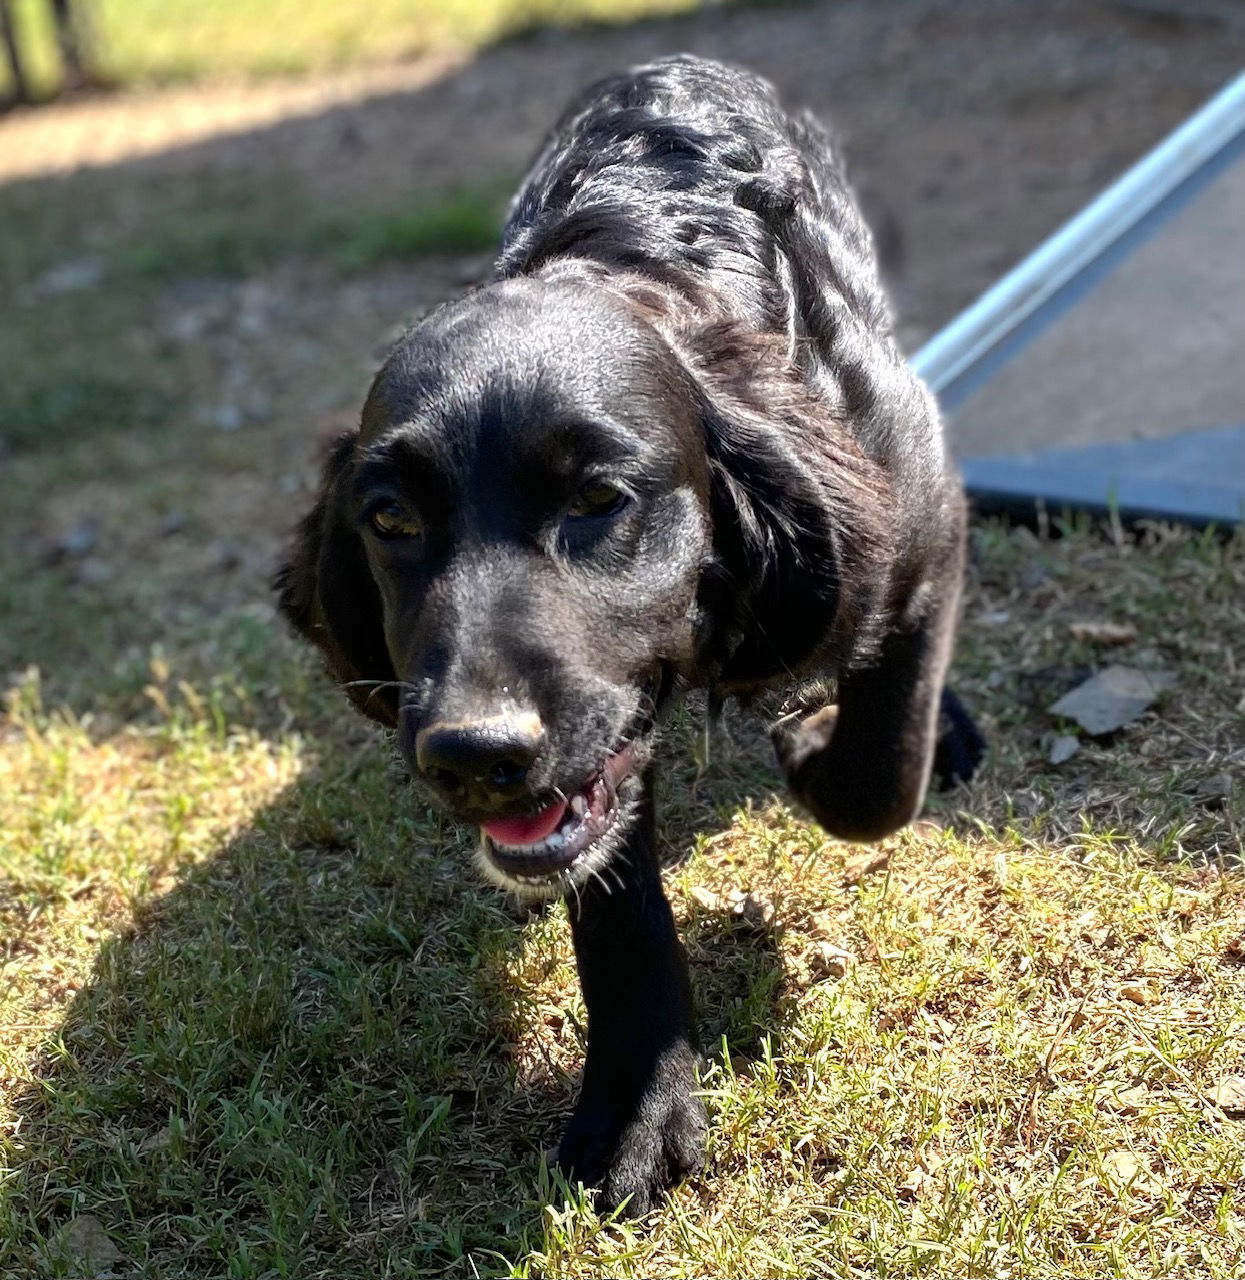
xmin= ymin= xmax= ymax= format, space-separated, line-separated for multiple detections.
xmin=2 ymin=519 xmax=1243 ymax=1276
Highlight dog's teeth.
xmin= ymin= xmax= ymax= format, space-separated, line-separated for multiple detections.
xmin=570 ymin=794 xmax=587 ymax=818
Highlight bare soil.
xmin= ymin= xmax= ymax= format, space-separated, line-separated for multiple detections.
xmin=3 ymin=0 xmax=1242 ymax=344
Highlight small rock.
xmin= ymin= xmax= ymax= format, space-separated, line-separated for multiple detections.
xmin=1207 ymin=1076 xmax=1245 ymax=1117
xmin=1068 ymin=621 xmax=1137 ymax=646
xmin=1048 ymin=665 xmax=1175 ymax=736
xmin=212 ymin=404 xmax=244 ymax=432
xmin=35 ymin=258 xmax=103 ymax=295
xmin=689 ymin=886 xmax=721 ymax=912
xmin=159 ymin=510 xmax=188 ymax=537
xmin=1048 ymin=734 xmax=1080 ymax=765
xmin=1195 ymin=774 xmax=1233 ymax=810
xmin=211 ymin=540 xmax=242 ymax=571
xmin=50 ymin=520 xmax=100 ymax=562
xmin=47 ymin=1215 xmax=123 ymax=1272
xmin=726 ymin=888 xmax=775 ymax=928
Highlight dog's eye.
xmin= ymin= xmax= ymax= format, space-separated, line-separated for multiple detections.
xmin=368 ymin=500 xmax=422 ymax=539
xmin=567 ymin=481 xmax=628 ymax=520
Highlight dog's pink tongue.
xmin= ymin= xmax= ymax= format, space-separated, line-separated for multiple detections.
xmin=480 ymin=798 xmax=568 ymax=847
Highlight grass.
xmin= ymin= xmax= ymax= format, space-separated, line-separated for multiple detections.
xmin=2 ymin=0 xmax=705 ymax=97
xmin=0 ymin=166 xmax=507 ymax=452
xmin=1 ymin=74 xmax=1243 ymax=1275
xmin=3 ymin=468 xmax=1244 ymax=1278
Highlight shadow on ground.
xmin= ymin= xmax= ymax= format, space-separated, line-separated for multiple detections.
xmin=0 ymin=707 xmax=792 ymax=1276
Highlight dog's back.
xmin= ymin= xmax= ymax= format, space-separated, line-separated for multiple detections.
xmin=498 ymin=55 xmax=949 ymax=575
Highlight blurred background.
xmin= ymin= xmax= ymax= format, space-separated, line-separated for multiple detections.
xmin=1 ymin=0 xmax=1241 ymax=687
xmin=1 ymin=0 xmax=1242 ymax=727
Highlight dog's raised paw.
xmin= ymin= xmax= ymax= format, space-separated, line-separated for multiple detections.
xmin=770 ymin=703 xmax=839 ymax=777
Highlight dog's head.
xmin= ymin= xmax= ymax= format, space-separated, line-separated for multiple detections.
xmin=278 ymin=276 xmax=877 ymax=894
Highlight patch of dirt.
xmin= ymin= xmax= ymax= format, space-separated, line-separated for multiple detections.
xmin=3 ymin=0 xmax=1242 ymax=340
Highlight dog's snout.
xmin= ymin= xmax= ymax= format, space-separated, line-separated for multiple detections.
xmin=415 ymin=713 xmax=545 ymax=804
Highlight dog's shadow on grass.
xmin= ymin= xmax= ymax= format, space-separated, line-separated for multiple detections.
xmin=4 ymin=712 xmax=790 ymax=1275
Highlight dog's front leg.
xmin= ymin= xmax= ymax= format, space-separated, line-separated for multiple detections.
xmin=772 ymin=520 xmax=983 ymax=842
xmin=557 ymin=768 xmax=705 ymax=1216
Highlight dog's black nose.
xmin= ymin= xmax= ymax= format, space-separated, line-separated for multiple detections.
xmin=415 ymin=714 xmax=545 ymax=805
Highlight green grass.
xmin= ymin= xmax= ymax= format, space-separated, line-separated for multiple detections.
xmin=3 ymin=483 xmax=1244 ymax=1276
xmin=0 ymin=166 xmax=507 ymax=452
xmin=2 ymin=0 xmax=704 ymax=97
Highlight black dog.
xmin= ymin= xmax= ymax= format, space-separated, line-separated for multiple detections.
xmin=277 ymin=55 xmax=983 ymax=1216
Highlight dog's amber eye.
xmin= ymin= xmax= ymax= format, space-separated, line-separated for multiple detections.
xmin=369 ymin=501 xmax=422 ymax=538
xmin=568 ymin=481 xmax=628 ymax=519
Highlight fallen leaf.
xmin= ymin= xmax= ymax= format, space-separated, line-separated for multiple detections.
xmin=1103 ymin=1149 xmax=1150 ymax=1189
xmin=1069 ymin=621 xmax=1137 ymax=646
xmin=48 ymin=1216 xmax=123 ymax=1273
xmin=1048 ymin=734 xmax=1079 ymax=765
xmin=1048 ymin=665 xmax=1175 ymax=736
xmin=843 ymin=849 xmax=890 ymax=886
xmin=1208 ymin=1076 xmax=1245 ymax=1117
xmin=809 ymin=942 xmax=856 ymax=980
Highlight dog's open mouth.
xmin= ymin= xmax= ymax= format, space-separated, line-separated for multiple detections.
xmin=480 ymin=741 xmax=637 ymax=882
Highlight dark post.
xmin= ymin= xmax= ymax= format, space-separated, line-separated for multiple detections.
xmin=0 ymin=0 xmax=31 ymax=104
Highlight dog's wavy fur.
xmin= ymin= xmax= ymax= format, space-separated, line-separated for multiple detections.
xmin=277 ymin=55 xmax=982 ymax=1216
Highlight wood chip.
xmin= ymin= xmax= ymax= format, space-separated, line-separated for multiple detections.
xmin=1068 ymin=621 xmax=1137 ymax=646
xmin=1048 ymin=665 xmax=1175 ymax=736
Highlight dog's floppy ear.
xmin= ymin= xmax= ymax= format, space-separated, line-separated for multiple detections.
xmin=691 ymin=342 xmax=892 ymax=686
xmin=275 ymin=431 xmax=399 ymax=726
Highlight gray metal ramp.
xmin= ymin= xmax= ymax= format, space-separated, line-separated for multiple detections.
xmin=914 ymin=74 xmax=1245 ymax=527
